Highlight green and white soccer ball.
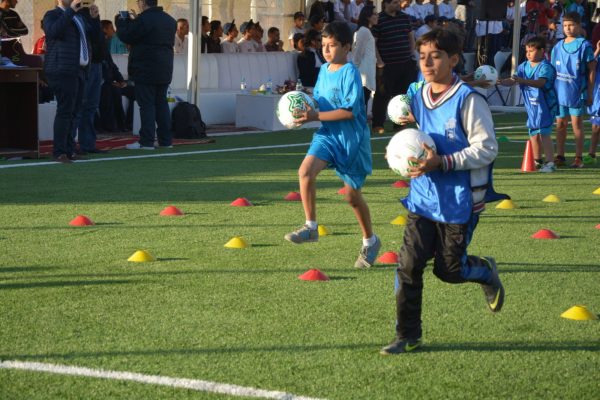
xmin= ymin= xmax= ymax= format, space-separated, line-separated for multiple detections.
xmin=474 ymin=65 xmax=498 ymax=82
xmin=386 ymin=128 xmax=437 ymax=178
xmin=387 ymin=94 xmax=412 ymax=125
xmin=276 ymin=91 xmax=316 ymax=129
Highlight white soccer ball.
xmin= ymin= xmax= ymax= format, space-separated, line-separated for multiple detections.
xmin=474 ymin=65 xmax=498 ymax=83
xmin=276 ymin=91 xmax=316 ymax=130
xmin=386 ymin=128 xmax=437 ymax=178
xmin=387 ymin=94 xmax=412 ymax=125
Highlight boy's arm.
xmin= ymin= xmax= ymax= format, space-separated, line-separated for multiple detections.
xmin=587 ymin=59 xmax=597 ymax=106
xmin=512 ymin=75 xmax=547 ymax=88
xmin=442 ymin=94 xmax=498 ymax=172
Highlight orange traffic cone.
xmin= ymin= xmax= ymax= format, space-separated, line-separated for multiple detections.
xmin=521 ymin=140 xmax=536 ymax=172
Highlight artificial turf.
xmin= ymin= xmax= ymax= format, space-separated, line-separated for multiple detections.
xmin=0 ymin=112 xmax=599 ymax=399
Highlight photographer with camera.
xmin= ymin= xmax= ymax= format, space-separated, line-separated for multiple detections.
xmin=116 ymin=0 xmax=176 ymax=150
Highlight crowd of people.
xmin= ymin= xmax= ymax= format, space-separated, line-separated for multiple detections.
xmin=1 ymin=0 xmax=600 ymax=164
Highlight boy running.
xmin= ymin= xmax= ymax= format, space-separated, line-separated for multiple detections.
xmin=500 ymin=36 xmax=557 ymax=172
xmin=381 ymin=29 xmax=506 ymax=355
xmin=286 ymin=21 xmax=381 ymax=269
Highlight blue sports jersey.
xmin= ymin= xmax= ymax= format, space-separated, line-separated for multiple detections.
xmin=588 ymin=55 xmax=600 ymax=117
xmin=311 ymin=62 xmax=372 ymax=178
xmin=402 ymin=80 xmax=476 ymax=224
xmin=518 ymin=59 xmax=557 ymax=130
xmin=551 ymin=37 xmax=594 ymax=107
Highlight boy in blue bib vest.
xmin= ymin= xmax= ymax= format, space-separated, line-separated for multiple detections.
xmin=585 ymin=40 xmax=600 ymax=165
xmin=381 ymin=29 xmax=506 ymax=355
xmin=551 ymin=12 xmax=596 ymax=168
xmin=500 ymin=36 xmax=557 ymax=172
xmin=286 ymin=22 xmax=381 ymax=269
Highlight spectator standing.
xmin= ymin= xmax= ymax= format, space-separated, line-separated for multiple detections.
xmin=334 ymin=0 xmax=358 ymax=30
xmin=352 ymin=5 xmax=378 ymax=109
xmin=0 ymin=0 xmax=28 ymax=38
xmin=201 ymin=15 xmax=209 ymax=53
xmin=238 ymin=20 xmax=256 ymax=52
xmin=72 ymin=4 xmax=106 ymax=155
xmin=265 ymin=27 xmax=284 ymax=51
xmin=117 ymin=0 xmax=176 ymax=150
xmin=174 ymin=18 xmax=188 ymax=54
xmin=371 ymin=0 xmax=417 ymax=134
xmin=289 ymin=11 xmax=305 ymax=48
xmin=43 ymin=0 xmax=102 ymax=163
xmin=221 ymin=20 xmax=239 ymax=53
xmin=99 ymin=19 xmax=128 ymax=133
xmin=207 ymin=20 xmax=222 ymax=53
xmin=109 ymin=14 xmax=128 ymax=54
xmin=297 ymin=29 xmax=324 ymax=87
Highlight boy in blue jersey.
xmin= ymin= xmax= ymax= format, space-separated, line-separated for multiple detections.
xmin=551 ymin=12 xmax=596 ymax=168
xmin=286 ymin=22 xmax=381 ymax=269
xmin=585 ymin=40 xmax=600 ymax=165
xmin=500 ymin=36 xmax=557 ymax=172
xmin=381 ymin=29 xmax=505 ymax=355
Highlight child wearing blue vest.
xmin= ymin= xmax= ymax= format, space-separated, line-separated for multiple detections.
xmin=500 ymin=36 xmax=557 ymax=172
xmin=286 ymin=22 xmax=381 ymax=269
xmin=585 ymin=40 xmax=600 ymax=165
xmin=551 ymin=12 xmax=596 ymax=168
xmin=381 ymin=29 xmax=506 ymax=355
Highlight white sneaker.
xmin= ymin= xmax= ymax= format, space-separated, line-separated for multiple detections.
xmin=539 ymin=162 xmax=555 ymax=173
xmin=126 ymin=142 xmax=155 ymax=150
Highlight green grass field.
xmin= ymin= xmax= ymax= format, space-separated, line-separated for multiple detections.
xmin=1 ymin=113 xmax=599 ymax=399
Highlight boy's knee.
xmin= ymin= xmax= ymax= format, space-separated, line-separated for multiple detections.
xmin=344 ymin=188 xmax=362 ymax=207
xmin=432 ymin=255 xmax=463 ymax=284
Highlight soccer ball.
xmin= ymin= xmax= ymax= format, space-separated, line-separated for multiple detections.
xmin=276 ymin=91 xmax=316 ymax=129
xmin=474 ymin=65 xmax=498 ymax=83
xmin=386 ymin=128 xmax=437 ymax=178
xmin=387 ymin=94 xmax=412 ymax=125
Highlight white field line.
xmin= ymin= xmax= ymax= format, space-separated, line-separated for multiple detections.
xmin=0 ymin=137 xmax=394 ymax=170
xmin=0 ymin=360 xmax=326 ymax=400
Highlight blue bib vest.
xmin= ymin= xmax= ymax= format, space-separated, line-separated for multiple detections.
xmin=402 ymin=81 xmax=475 ymax=224
xmin=518 ymin=60 xmax=556 ymax=130
xmin=553 ymin=38 xmax=589 ymax=107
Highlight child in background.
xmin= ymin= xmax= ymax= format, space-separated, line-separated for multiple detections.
xmin=221 ymin=20 xmax=240 ymax=53
xmin=265 ymin=27 xmax=283 ymax=52
xmin=551 ymin=12 xmax=596 ymax=168
xmin=500 ymin=36 xmax=557 ymax=172
xmin=289 ymin=11 xmax=306 ymax=48
xmin=381 ymin=28 xmax=505 ymax=355
xmin=585 ymin=39 xmax=600 ymax=165
xmin=286 ymin=22 xmax=381 ymax=269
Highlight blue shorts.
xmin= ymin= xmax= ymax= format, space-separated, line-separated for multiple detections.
xmin=557 ymin=105 xmax=584 ymax=118
xmin=307 ymin=138 xmax=367 ymax=190
xmin=528 ymin=126 xmax=552 ymax=136
xmin=590 ymin=116 xmax=600 ymax=126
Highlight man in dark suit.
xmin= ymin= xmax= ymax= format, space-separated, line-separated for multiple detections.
xmin=117 ymin=0 xmax=176 ymax=150
xmin=43 ymin=0 xmax=103 ymax=163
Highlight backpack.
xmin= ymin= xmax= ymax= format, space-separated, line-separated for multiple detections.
xmin=171 ymin=102 xmax=207 ymax=139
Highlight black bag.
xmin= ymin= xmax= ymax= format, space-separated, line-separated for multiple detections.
xmin=171 ymin=102 xmax=207 ymax=139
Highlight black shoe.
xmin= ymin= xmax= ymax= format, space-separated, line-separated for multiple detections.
xmin=380 ymin=337 xmax=422 ymax=355
xmin=480 ymin=257 xmax=504 ymax=313
xmin=68 ymin=154 xmax=88 ymax=161
xmin=53 ymin=154 xmax=72 ymax=164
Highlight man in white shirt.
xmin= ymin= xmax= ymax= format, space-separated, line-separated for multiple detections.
xmin=333 ymin=0 xmax=357 ymax=31
xmin=238 ymin=20 xmax=256 ymax=53
xmin=174 ymin=18 xmax=188 ymax=54
xmin=288 ymin=11 xmax=305 ymax=48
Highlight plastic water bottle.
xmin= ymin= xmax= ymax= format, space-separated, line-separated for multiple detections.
xmin=240 ymin=77 xmax=247 ymax=93
xmin=266 ymin=77 xmax=272 ymax=95
xmin=295 ymin=78 xmax=303 ymax=92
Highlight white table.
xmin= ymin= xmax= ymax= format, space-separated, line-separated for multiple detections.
xmin=235 ymin=93 xmax=321 ymax=131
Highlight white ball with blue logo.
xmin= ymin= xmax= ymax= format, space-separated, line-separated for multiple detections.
xmin=386 ymin=128 xmax=437 ymax=178
xmin=387 ymin=94 xmax=412 ymax=125
xmin=474 ymin=65 xmax=498 ymax=83
xmin=276 ymin=91 xmax=316 ymax=129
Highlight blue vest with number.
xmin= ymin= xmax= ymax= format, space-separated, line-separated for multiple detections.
xmin=517 ymin=60 xmax=557 ymax=130
xmin=402 ymin=81 xmax=474 ymax=224
xmin=553 ymin=38 xmax=589 ymax=107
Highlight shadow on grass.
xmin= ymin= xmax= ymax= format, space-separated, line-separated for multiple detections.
xmin=4 ymin=340 xmax=599 ymax=361
xmin=0 ymin=266 xmax=58 ymax=274
xmin=0 ymin=279 xmax=132 ymax=290
xmin=500 ymin=262 xmax=600 ymax=273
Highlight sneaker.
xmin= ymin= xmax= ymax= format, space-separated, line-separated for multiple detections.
xmin=354 ymin=235 xmax=382 ymax=269
xmin=372 ymin=126 xmax=385 ymax=135
xmin=126 ymin=142 xmax=155 ymax=150
xmin=534 ymin=160 xmax=543 ymax=170
xmin=583 ymin=154 xmax=597 ymax=165
xmin=539 ymin=162 xmax=555 ymax=173
xmin=554 ymin=155 xmax=566 ymax=167
xmin=380 ymin=337 xmax=422 ymax=355
xmin=569 ymin=157 xmax=584 ymax=168
xmin=53 ymin=154 xmax=72 ymax=164
xmin=284 ymin=225 xmax=318 ymax=244
xmin=480 ymin=257 xmax=504 ymax=313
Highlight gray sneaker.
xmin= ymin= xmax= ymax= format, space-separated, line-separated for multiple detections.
xmin=354 ymin=235 xmax=381 ymax=269
xmin=480 ymin=257 xmax=504 ymax=313
xmin=284 ymin=225 xmax=319 ymax=244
